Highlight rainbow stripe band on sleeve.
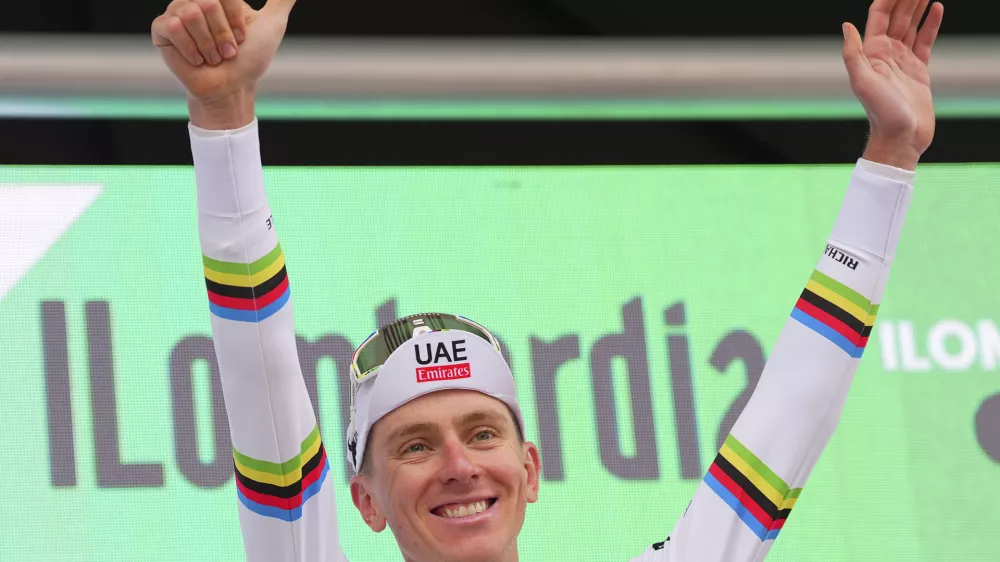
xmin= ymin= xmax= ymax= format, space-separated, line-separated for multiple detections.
xmin=233 ymin=426 xmax=330 ymax=522
xmin=203 ymin=244 xmax=290 ymax=323
xmin=790 ymin=269 xmax=878 ymax=358
xmin=703 ymin=435 xmax=802 ymax=542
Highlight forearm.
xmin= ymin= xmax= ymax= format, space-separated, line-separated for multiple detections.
xmin=648 ymin=159 xmax=914 ymax=562
xmin=729 ymin=157 xmax=913 ymax=482
xmin=715 ymin=159 xmax=913 ymax=552
xmin=191 ymin=122 xmax=345 ymax=561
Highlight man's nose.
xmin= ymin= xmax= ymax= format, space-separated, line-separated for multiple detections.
xmin=437 ymin=437 xmax=479 ymax=484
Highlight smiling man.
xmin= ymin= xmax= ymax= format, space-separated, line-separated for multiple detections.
xmin=151 ymin=0 xmax=944 ymax=559
xmin=345 ymin=318 xmax=538 ymax=561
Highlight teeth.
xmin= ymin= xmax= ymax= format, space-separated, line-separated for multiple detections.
xmin=440 ymin=500 xmax=490 ymax=519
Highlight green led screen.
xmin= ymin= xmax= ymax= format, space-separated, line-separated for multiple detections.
xmin=0 ymin=164 xmax=997 ymax=561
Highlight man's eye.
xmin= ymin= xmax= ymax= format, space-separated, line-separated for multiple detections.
xmin=407 ymin=443 xmax=425 ymax=453
xmin=475 ymin=431 xmax=494 ymax=441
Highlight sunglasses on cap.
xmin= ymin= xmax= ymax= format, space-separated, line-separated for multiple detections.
xmin=349 ymin=313 xmax=501 ymax=386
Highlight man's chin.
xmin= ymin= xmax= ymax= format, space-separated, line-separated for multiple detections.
xmin=424 ymin=524 xmax=513 ymax=562
xmin=432 ymin=539 xmax=512 ymax=562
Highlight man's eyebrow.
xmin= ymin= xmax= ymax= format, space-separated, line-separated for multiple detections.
xmin=383 ymin=409 xmax=511 ymax=445
xmin=385 ymin=422 xmax=437 ymax=445
xmin=457 ymin=409 xmax=510 ymax=428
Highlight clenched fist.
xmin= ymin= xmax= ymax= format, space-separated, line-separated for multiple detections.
xmin=152 ymin=0 xmax=296 ymax=128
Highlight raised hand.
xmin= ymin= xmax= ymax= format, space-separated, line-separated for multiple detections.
xmin=151 ymin=0 xmax=297 ymax=128
xmin=842 ymin=0 xmax=944 ymax=170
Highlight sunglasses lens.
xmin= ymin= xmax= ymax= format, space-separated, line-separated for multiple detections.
xmin=354 ymin=337 xmax=390 ymax=379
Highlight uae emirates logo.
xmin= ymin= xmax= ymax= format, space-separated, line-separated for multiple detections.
xmin=416 ymin=362 xmax=472 ymax=383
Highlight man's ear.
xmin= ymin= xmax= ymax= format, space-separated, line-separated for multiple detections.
xmin=350 ymin=474 xmax=387 ymax=532
xmin=522 ymin=441 xmax=541 ymax=503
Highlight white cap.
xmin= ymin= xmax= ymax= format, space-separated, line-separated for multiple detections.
xmin=346 ymin=329 xmax=525 ymax=473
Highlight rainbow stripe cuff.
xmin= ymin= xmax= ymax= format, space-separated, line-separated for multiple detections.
xmin=791 ymin=269 xmax=878 ymax=358
xmin=234 ymin=426 xmax=329 ymax=522
xmin=203 ymin=244 xmax=290 ymax=323
xmin=704 ymin=435 xmax=802 ymax=542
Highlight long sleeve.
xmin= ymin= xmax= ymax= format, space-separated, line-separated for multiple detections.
xmin=631 ymin=159 xmax=914 ymax=562
xmin=190 ymin=120 xmax=347 ymax=562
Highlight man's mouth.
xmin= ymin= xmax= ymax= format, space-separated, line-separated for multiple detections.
xmin=431 ymin=498 xmax=498 ymax=519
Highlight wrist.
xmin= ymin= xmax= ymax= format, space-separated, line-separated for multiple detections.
xmin=863 ymin=132 xmax=921 ymax=171
xmin=188 ymin=91 xmax=256 ymax=131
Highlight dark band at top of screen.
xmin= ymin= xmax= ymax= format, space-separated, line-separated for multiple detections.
xmin=0 ymin=117 xmax=994 ymax=166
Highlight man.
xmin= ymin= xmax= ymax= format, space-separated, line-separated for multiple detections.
xmin=151 ymin=0 xmax=944 ymax=559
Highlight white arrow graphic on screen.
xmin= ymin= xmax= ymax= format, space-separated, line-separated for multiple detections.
xmin=0 ymin=185 xmax=104 ymax=301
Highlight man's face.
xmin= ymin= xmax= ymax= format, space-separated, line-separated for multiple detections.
xmin=350 ymin=390 xmax=541 ymax=562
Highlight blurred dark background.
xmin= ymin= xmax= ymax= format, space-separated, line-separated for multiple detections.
xmin=6 ymin=0 xmax=997 ymax=35
xmin=0 ymin=0 xmax=997 ymax=166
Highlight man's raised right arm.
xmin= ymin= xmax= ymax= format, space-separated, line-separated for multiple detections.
xmin=153 ymin=2 xmax=347 ymax=560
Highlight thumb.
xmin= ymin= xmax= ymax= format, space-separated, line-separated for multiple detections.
xmin=841 ymin=22 xmax=871 ymax=81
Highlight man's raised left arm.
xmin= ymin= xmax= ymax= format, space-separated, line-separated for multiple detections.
xmin=631 ymin=1 xmax=944 ymax=560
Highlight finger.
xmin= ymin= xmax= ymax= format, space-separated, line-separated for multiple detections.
xmin=888 ymin=0 xmax=920 ymax=39
xmin=159 ymin=43 xmax=198 ymax=74
xmin=151 ymin=0 xmax=193 ymax=47
xmin=151 ymin=14 xmax=172 ymax=47
xmin=152 ymin=14 xmax=205 ymax=66
xmin=865 ymin=0 xmax=894 ymax=38
xmin=177 ymin=2 xmax=223 ymax=65
xmin=218 ymin=0 xmax=248 ymax=44
xmin=843 ymin=22 xmax=875 ymax=84
xmin=914 ymin=2 xmax=944 ymax=66
xmin=902 ymin=0 xmax=930 ymax=47
xmin=192 ymin=0 xmax=238 ymax=60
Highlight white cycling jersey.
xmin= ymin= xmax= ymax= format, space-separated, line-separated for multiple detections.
xmin=189 ymin=119 xmax=914 ymax=562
